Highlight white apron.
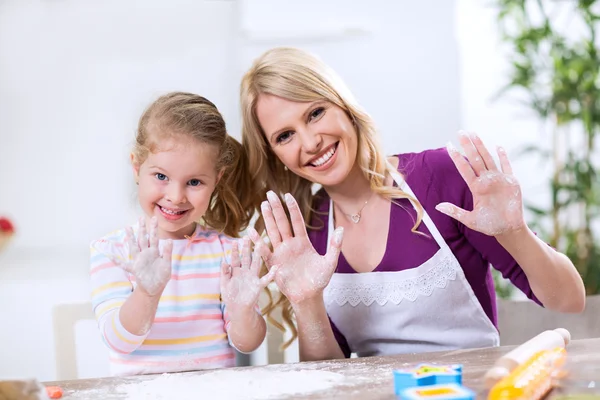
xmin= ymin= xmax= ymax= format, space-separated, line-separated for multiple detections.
xmin=323 ymin=167 xmax=500 ymax=357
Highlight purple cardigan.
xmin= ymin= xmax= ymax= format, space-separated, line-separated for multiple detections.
xmin=308 ymin=148 xmax=540 ymax=357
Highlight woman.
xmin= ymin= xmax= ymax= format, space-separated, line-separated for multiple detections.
xmin=241 ymin=47 xmax=585 ymax=361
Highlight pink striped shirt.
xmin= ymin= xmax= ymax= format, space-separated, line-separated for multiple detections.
xmin=90 ymin=223 xmax=242 ymax=376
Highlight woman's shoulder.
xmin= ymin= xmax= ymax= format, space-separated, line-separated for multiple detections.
xmin=392 ymin=147 xmax=456 ymax=178
xmin=391 ymin=147 xmax=469 ymax=209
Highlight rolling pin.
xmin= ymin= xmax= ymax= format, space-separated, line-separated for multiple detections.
xmin=487 ymin=347 xmax=567 ymax=400
xmin=484 ymin=328 xmax=571 ymax=388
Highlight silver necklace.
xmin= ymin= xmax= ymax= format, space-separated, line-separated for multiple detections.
xmin=338 ymin=193 xmax=374 ymax=224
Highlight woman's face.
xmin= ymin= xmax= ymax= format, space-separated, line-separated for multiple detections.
xmin=255 ymin=93 xmax=359 ymax=188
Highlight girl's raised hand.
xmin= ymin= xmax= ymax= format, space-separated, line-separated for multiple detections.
xmin=220 ymin=236 xmax=276 ymax=316
xmin=112 ymin=216 xmax=173 ymax=297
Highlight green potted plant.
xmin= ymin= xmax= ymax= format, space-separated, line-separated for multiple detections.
xmin=493 ymin=0 xmax=600 ymax=298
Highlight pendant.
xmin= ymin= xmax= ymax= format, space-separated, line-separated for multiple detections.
xmin=350 ymin=214 xmax=361 ymax=223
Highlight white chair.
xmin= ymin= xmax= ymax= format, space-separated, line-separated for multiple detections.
xmin=52 ymin=301 xmax=108 ymax=380
xmin=53 ymin=297 xmax=291 ymax=377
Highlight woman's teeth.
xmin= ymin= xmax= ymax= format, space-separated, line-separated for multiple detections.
xmin=312 ymin=145 xmax=336 ymax=167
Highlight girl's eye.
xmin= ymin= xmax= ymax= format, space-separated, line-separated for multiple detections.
xmin=155 ymin=173 xmax=167 ymax=181
xmin=188 ymin=179 xmax=202 ymax=187
xmin=276 ymin=131 xmax=293 ymax=144
xmin=309 ymin=107 xmax=324 ymax=120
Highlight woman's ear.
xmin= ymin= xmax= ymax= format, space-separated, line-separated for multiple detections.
xmin=130 ymin=153 xmax=140 ymax=185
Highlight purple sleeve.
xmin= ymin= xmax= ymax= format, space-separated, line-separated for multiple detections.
xmin=423 ymin=148 xmax=542 ymax=305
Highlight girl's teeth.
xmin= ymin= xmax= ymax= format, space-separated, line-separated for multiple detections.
xmin=161 ymin=207 xmax=184 ymax=215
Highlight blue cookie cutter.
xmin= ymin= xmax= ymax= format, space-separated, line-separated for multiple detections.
xmin=393 ymin=364 xmax=463 ymax=394
xmin=397 ymin=383 xmax=475 ymax=400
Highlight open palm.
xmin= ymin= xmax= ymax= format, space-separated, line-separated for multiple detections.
xmin=114 ymin=216 xmax=173 ymax=297
xmin=220 ymin=236 xmax=275 ymax=316
xmin=436 ymin=133 xmax=526 ymax=237
xmin=249 ymin=191 xmax=344 ymax=305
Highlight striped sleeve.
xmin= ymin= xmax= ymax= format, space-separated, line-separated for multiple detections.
xmin=90 ymin=236 xmax=148 ymax=354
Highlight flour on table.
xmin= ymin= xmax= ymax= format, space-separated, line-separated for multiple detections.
xmin=117 ymin=369 xmax=347 ymax=399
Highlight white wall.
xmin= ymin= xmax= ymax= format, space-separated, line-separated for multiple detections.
xmin=0 ymin=0 xmax=549 ymax=382
xmin=234 ymin=0 xmax=461 ymax=154
xmin=0 ymin=0 xmax=238 ymax=252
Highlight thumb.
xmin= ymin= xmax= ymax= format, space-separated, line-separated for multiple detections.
xmin=255 ymin=241 xmax=274 ymax=269
xmin=259 ymin=264 xmax=279 ymax=288
xmin=220 ymin=261 xmax=232 ymax=289
xmin=108 ymin=255 xmax=133 ymax=274
xmin=324 ymin=227 xmax=344 ymax=266
xmin=247 ymin=227 xmax=263 ymax=246
xmin=161 ymin=239 xmax=173 ymax=261
xmin=435 ymin=202 xmax=472 ymax=227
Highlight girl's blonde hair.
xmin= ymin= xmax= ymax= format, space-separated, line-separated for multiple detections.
xmin=133 ymin=92 xmax=252 ymax=238
xmin=240 ymin=47 xmax=425 ymax=348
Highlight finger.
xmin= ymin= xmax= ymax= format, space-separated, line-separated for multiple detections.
xmin=446 ymin=141 xmax=477 ymax=185
xmin=284 ymin=193 xmax=308 ymax=238
xmin=470 ymin=132 xmax=498 ymax=172
xmin=247 ymin=227 xmax=267 ymax=247
xmin=267 ymin=191 xmax=293 ymax=240
xmin=149 ymin=216 xmax=159 ymax=249
xmin=138 ymin=216 xmax=148 ymax=249
xmin=241 ymin=236 xmax=251 ymax=270
xmin=231 ymin=239 xmax=241 ymax=268
xmin=255 ymin=241 xmax=274 ymax=269
xmin=220 ymin=261 xmax=232 ymax=288
xmin=496 ymin=146 xmax=514 ymax=175
xmin=458 ymin=131 xmax=486 ymax=176
xmin=250 ymin=243 xmax=263 ymax=275
xmin=324 ymin=227 xmax=344 ymax=267
xmin=161 ymin=239 xmax=173 ymax=261
xmin=435 ymin=202 xmax=474 ymax=228
xmin=125 ymin=227 xmax=139 ymax=259
xmin=261 ymin=200 xmax=282 ymax=248
xmin=258 ymin=264 xmax=279 ymax=288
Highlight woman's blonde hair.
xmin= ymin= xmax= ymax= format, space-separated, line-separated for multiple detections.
xmin=240 ymin=47 xmax=424 ymax=348
xmin=133 ymin=92 xmax=252 ymax=238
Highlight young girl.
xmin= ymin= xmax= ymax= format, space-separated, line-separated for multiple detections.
xmin=90 ymin=92 xmax=275 ymax=376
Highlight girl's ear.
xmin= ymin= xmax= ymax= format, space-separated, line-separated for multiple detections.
xmin=130 ymin=153 xmax=140 ymax=185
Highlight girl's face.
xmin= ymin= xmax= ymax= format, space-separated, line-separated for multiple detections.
xmin=133 ymin=136 xmax=220 ymax=239
xmin=255 ymin=94 xmax=359 ymax=188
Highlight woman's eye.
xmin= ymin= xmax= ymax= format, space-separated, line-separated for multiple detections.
xmin=188 ymin=179 xmax=202 ymax=187
xmin=276 ymin=131 xmax=293 ymax=144
xmin=155 ymin=173 xmax=167 ymax=181
xmin=309 ymin=107 xmax=324 ymax=120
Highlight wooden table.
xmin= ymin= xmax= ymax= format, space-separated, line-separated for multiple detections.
xmin=45 ymin=338 xmax=600 ymax=399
